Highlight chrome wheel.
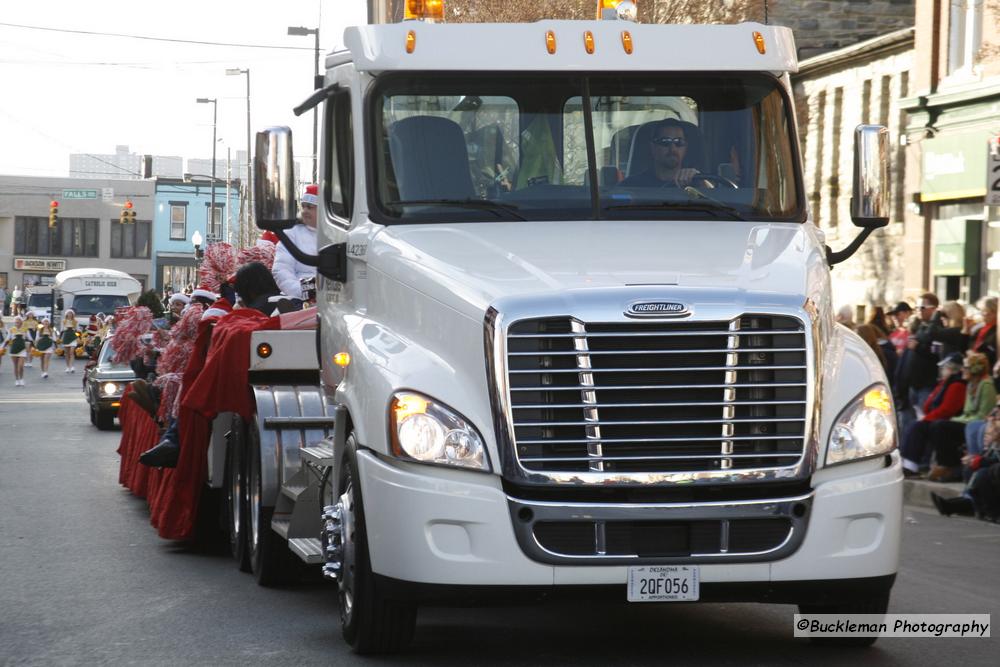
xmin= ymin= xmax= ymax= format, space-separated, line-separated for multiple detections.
xmin=338 ymin=481 xmax=357 ymax=625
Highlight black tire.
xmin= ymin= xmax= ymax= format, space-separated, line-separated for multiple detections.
xmin=226 ymin=417 xmax=251 ymax=572
xmin=95 ymin=408 xmax=115 ymax=430
xmin=799 ymin=591 xmax=890 ymax=647
xmin=247 ymin=416 xmax=297 ymax=586
xmin=339 ymin=436 xmax=417 ymax=654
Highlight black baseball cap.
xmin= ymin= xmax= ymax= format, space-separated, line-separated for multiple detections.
xmin=888 ymin=302 xmax=913 ymax=314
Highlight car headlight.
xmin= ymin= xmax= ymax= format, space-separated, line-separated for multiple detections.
xmin=389 ymin=392 xmax=489 ymax=471
xmin=826 ymin=384 xmax=896 ymax=466
xmin=101 ymin=382 xmax=120 ymax=396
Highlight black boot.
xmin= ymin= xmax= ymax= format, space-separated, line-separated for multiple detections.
xmin=139 ymin=438 xmax=180 ymax=468
xmin=931 ymin=492 xmax=974 ymax=517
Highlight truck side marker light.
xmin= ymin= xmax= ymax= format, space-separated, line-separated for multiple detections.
xmin=621 ymin=31 xmax=633 ymax=54
xmin=545 ymin=30 xmax=557 ymax=54
xmin=111 ymin=402 xmax=121 ymax=408
xmin=394 ymin=394 xmax=429 ymax=421
xmin=256 ymin=342 xmax=272 ymax=359
xmin=583 ymin=31 xmax=595 ymax=54
xmin=753 ymin=31 xmax=766 ymax=54
xmin=406 ymin=30 xmax=416 ymax=53
xmin=333 ymin=352 xmax=351 ymax=367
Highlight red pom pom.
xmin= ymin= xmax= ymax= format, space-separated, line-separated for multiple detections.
xmin=199 ymin=242 xmax=237 ymax=292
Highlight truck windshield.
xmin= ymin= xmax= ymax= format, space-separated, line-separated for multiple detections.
xmin=371 ymin=73 xmax=802 ymax=223
xmin=27 ymin=293 xmax=53 ymax=309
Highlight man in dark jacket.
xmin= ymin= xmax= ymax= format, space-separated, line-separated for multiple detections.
xmin=898 ymin=293 xmax=942 ymax=433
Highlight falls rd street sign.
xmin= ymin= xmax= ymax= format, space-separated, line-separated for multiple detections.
xmin=62 ymin=189 xmax=98 ymax=199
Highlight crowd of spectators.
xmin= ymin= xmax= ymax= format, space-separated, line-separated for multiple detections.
xmin=840 ymin=294 xmax=1000 ymax=521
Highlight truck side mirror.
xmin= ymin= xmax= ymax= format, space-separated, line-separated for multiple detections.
xmin=850 ymin=124 xmax=890 ymax=229
xmin=253 ymin=126 xmax=299 ymax=231
xmin=827 ymin=125 xmax=891 ymax=266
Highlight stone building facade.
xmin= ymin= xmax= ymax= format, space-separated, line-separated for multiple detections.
xmin=770 ymin=0 xmax=916 ymax=59
xmin=792 ymin=29 xmax=915 ymax=313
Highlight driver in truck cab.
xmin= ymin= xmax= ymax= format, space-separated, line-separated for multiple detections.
xmin=621 ymin=118 xmax=704 ymax=188
xmin=272 ymin=183 xmax=318 ymax=300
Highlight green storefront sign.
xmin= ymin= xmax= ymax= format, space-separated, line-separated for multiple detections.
xmin=933 ymin=218 xmax=981 ymax=276
xmin=62 ymin=189 xmax=98 ymax=199
xmin=922 ymin=130 xmax=990 ymax=202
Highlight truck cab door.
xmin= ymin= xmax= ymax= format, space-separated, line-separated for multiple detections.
xmin=317 ymin=65 xmax=365 ymax=394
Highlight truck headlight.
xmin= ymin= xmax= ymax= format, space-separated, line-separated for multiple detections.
xmin=826 ymin=384 xmax=896 ymax=465
xmin=389 ymin=392 xmax=489 ymax=471
xmin=101 ymin=382 xmax=120 ymax=396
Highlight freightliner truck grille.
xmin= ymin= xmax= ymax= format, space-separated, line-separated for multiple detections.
xmin=505 ymin=315 xmax=808 ymax=475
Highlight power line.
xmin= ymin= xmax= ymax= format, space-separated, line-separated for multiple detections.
xmin=0 ymin=21 xmax=313 ymax=51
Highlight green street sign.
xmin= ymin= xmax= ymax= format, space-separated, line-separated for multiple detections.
xmin=62 ymin=189 xmax=98 ymax=199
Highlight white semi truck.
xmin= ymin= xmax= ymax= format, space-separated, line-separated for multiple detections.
xmin=198 ymin=5 xmax=902 ymax=654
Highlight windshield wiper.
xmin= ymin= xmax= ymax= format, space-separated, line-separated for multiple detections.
xmin=385 ymin=198 xmax=526 ymax=221
xmin=605 ymin=198 xmax=746 ymax=221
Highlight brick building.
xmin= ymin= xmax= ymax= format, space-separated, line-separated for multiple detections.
xmin=900 ymin=0 xmax=1000 ymax=304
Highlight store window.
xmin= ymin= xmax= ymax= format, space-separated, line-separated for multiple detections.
xmin=111 ymin=220 xmax=151 ymax=258
xmin=947 ymin=0 xmax=984 ymax=77
xmin=14 ymin=217 xmax=99 ymax=257
xmin=170 ymin=203 xmax=188 ymax=240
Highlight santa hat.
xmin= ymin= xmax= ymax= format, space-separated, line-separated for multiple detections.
xmin=257 ymin=230 xmax=280 ymax=247
xmin=201 ymin=297 xmax=233 ymax=320
xmin=169 ymin=293 xmax=191 ymax=306
xmin=191 ymin=285 xmax=219 ymax=302
xmin=301 ymin=183 xmax=319 ymax=206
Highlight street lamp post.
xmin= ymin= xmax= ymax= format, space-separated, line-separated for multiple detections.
xmin=226 ymin=67 xmax=251 ymax=246
xmin=196 ymin=97 xmax=217 ymax=242
xmin=192 ymin=229 xmax=204 ymax=268
xmin=287 ymin=26 xmax=320 ymax=184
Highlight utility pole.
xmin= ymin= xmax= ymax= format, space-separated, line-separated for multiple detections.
xmin=226 ymin=68 xmax=252 ymax=246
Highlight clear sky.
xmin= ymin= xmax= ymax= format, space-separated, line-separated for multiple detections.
xmin=0 ymin=0 xmax=368 ymax=178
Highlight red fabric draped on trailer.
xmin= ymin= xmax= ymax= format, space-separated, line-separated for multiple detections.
xmin=117 ymin=308 xmax=283 ymax=541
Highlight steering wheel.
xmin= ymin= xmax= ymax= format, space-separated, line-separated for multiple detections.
xmin=686 ymin=173 xmax=739 ymax=190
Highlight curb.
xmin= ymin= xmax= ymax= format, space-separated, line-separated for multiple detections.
xmin=904 ymin=479 xmax=965 ymax=510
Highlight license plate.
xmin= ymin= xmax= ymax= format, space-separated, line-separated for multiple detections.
xmin=627 ymin=566 xmax=699 ymax=602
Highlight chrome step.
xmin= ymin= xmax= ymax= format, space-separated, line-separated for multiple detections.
xmin=271 ymin=516 xmax=291 ymax=539
xmin=263 ymin=416 xmax=338 ymax=430
xmin=288 ymin=537 xmax=324 ymax=564
xmin=300 ymin=444 xmax=336 ymax=467
xmin=281 ymin=483 xmax=310 ymax=502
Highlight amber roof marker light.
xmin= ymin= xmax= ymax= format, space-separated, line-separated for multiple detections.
xmin=753 ymin=31 xmax=766 ymax=54
xmin=545 ymin=30 xmax=557 ymax=54
xmin=621 ymin=30 xmax=633 ymax=54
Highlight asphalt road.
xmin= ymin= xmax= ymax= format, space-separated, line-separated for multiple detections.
xmin=1 ymin=367 xmax=997 ymax=665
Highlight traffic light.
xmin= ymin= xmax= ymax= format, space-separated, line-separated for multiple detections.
xmin=48 ymin=200 xmax=59 ymax=228
xmin=120 ymin=200 xmax=136 ymax=224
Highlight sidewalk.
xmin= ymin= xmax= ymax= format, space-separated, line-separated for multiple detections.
xmin=903 ymin=478 xmax=965 ymax=510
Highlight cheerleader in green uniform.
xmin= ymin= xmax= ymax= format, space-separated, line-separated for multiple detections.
xmin=60 ymin=309 xmax=79 ymax=373
xmin=0 ymin=319 xmax=8 ymax=375
xmin=5 ymin=316 xmax=29 ymax=386
xmin=35 ymin=318 xmax=55 ymax=379
xmin=22 ymin=312 xmax=37 ymax=367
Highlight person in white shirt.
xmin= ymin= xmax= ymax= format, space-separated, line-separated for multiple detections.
xmin=272 ymin=184 xmax=318 ymax=300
